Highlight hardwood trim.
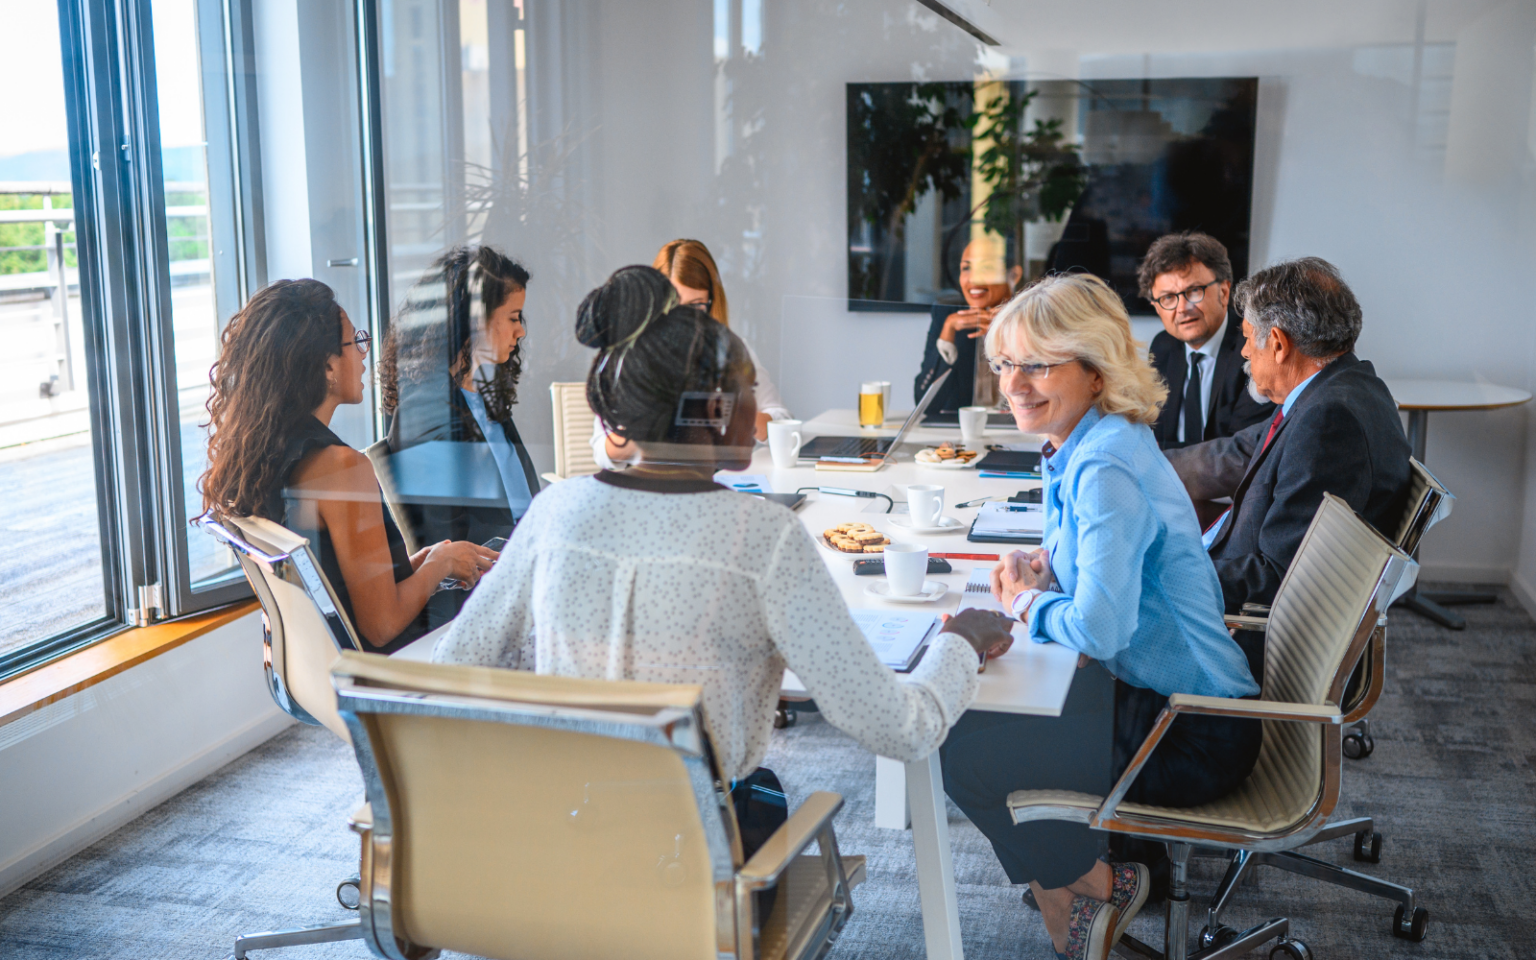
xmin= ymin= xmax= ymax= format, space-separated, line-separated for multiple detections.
xmin=0 ymin=601 xmax=260 ymax=728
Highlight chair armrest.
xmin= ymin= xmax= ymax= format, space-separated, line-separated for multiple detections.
xmin=738 ymin=791 xmax=843 ymax=891
xmin=1168 ymin=693 xmax=1343 ymax=724
xmin=1240 ymin=603 xmax=1271 ymax=616
xmin=348 ymin=802 xmax=372 ymax=835
xmin=1223 ymin=614 xmax=1269 ymax=632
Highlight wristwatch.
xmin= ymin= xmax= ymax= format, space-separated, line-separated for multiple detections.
xmin=1011 ymin=588 xmax=1044 ymax=623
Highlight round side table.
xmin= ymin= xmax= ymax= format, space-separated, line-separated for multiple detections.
xmin=1384 ymin=379 xmax=1532 ymax=629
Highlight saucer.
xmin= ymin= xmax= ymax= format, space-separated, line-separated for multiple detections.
xmin=865 ymin=580 xmax=948 ymax=603
xmin=890 ymin=515 xmax=966 ymax=534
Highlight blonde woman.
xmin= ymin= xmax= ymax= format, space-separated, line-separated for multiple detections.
xmin=938 ymin=274 xmax=1260 ymax=960
xmin=591 ymin=239 xmax=789 ymax=469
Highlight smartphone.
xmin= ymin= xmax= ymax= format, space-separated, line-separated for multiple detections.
xmin=1008 ymin=488 xmax=1043 ymax=504
xmin=853 ymin=557 xmax=953 ymax=576
xmin=482 ymin=537 xmax=508 ymax=552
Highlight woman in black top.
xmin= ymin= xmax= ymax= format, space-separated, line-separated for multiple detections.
xmin=200 ymin=278 xmax=496 ymax=651
xmin=378 ymin=245 xmax=538 ymax=548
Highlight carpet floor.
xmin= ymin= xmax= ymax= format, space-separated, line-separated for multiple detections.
xmin=2 ymin=584 xmax=1534 ymax=959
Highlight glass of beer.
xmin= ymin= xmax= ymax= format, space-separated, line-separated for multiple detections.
xmin=859 ymin=381 xmax=885 ymax=428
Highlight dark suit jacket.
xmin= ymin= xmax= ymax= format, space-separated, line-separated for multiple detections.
xmin=1149 ymin=311 xmax=1275 ymax=449
xmin=1165 ymin=353 xmax=1410 ymax=618
xmin=914 ymin=303 xmax=972 ymax=412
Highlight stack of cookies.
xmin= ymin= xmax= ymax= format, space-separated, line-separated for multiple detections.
xmin=823 ymin=522 xmax=890 ymax=554
xmin=915 ymin=441 xmax=980 ymax=464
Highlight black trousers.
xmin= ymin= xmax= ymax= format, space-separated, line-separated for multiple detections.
xmin=940 ymin=664 xmax=1262 ymax=890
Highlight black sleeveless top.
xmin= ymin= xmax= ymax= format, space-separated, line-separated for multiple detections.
xmin=270 ymin=416 xmax=428 ymax=653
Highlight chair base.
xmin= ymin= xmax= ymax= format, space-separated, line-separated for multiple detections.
xmin=231 ymin=919 xmax=363 ymax=959
xmin=1395 ymin=585 xmax=1495 ymax=630
xmin=1112 ymin=918 xmax=1297 ymax=960
xmin=1203 ymin=818 xmax=1426 ymax=945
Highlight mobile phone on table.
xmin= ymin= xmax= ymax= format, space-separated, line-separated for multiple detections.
xmin=853 ymin=557 xmax=953 ymax=576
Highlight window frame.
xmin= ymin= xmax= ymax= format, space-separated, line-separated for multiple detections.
xmin=0 ymin=0 xmax=262 ymax=680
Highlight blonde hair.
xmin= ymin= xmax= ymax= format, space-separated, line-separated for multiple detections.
xmin=653 ymin=239 xmax=729 ymax=326
xmin=984 ymin=273 xmax=1167 ymax=425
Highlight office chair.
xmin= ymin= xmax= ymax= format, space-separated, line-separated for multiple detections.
xmin=362 ymin=440 xmax=422 ymax=555
xmin=1008 ymin=494 xmax=1420 ymax=959
xmin=331 ymin=652 xmax=865 ymax=960
xmin=545 ymin=381 xmax=602 ymax=484
xmin=196 ymin=511 xmax=368 ymax=958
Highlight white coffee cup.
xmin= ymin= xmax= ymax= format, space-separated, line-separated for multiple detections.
xmin=959 ymin=406 xmax=989 ymax=447
xmin=906 ymin=484 xmax=946 ymax=528
xmin=767 ymin=419 xmax=803 ymax=468
xmin=884 ymin=543 xmax=929 ymax=596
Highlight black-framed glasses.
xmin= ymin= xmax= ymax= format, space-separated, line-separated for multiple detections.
xmin=343 ymin=329 xmax=372 ymax=357
xmin=987 ymin=357 xmax=1067 ymax=380
xmin=681 ymin=296 xmax=714 ymax=315
xmin=1150 ymin=280 xmax=1220 ymax=311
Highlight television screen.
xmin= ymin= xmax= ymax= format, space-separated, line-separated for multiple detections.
xmin=846 ymin=77 xmax=1258 ymax=316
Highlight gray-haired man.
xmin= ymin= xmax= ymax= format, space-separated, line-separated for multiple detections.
xmin=1165 ymin=257 xmax=1410 ymax=684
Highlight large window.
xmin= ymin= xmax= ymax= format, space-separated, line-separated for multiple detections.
xmin=0 ymin=0 xmax=259 ymax=677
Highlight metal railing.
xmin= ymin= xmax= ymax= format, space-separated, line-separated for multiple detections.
xmin=1 ymin=181 xmax=208 ymax=399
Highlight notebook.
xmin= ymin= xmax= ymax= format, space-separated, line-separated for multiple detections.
xmin=958 ymin=567 xmax=1007 ymax=614
xmin=850 ymin=609 xmax=940 ymax=672
xmin=967 ymin=501 xmax=1045 ymax=544
xmin=973 ymin=449 xmax=1042 ymax=477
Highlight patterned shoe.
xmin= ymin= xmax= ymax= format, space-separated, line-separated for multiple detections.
xmin=1063 ymin=895 xmax=1120 ymax=960
xmin=1107 ymin=861 xmax=1149 ymax=947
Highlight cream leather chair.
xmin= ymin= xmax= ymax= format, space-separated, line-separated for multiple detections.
xmin=1008 ymin=494 xmax=1416 ymax=960
xmin=545 ymin=381 xmax=601 ymax=483
xmin=196 ymin=511 xmax=368 ymax=957
xmin=362 ymin=439 xmax=422 ymax=555
xmin=331 ymin=653 xmax=866 ymax=960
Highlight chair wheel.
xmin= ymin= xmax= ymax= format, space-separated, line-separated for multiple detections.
xmin=1342 ymin=733 xmax=1374 ymax=759
xmin=773 ymin=708 xmax=796 ymax=729
xmin=1199 ymin=924 xmax=1239 ymax=948
xmin=1269 ymin=938 xmax=1312 ymax=960
xmin=1393 ymin=904 xmax=1429 ymax=941
xmin=1353 ymin=829 xmax=1383 ymax=863
xmin=336 ymin=877 xmax=361 ymax=910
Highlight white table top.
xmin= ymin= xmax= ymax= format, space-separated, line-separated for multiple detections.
xmin=394 ymin=412 xmax=1078 ymax=717
xmin=1383 ymin=379 xmax=1532 ymax=412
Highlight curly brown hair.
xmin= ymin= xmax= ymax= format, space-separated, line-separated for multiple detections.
xmin=377 ymin=245 xmax=530 ymax=425
xmin=199 ymin=279 xmax=344 ymax=518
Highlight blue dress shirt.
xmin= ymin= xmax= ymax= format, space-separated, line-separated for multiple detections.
xmin=1026 ymin=406 xmax=1260 ymax=698
xmin=460 ymin=388 xmax=535 ymax=518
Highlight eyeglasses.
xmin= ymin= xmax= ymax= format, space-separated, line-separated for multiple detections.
xmin=343 ymin=329 xmax=372 ymax=357
xmin=1150 ymin=280 xmax=1220 ymax=311
xmin=681 ymin=297 xmax=714 ymax=315
xmin=987 ymin=357 xmax=1066 ymax=380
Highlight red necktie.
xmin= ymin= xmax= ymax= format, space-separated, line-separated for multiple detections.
xmin=1260 ymin=408 xmax=1285 ymax=453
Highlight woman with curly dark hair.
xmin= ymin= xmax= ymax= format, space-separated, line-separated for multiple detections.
xmin=378 ymin=245 xmax=538 ymax=548
xmin=201 ymin=278 xmax=497 ymax=651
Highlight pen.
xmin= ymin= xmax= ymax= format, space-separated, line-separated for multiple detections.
xmin=954 ymin=496 xmax=999 ymax=509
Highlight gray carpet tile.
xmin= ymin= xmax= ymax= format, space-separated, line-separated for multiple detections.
xmin=2 ymin=584 xmax=1534 ymax=958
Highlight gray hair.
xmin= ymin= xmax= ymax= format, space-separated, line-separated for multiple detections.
xmin=1234 ymin=257 xmax=1361 ymax=359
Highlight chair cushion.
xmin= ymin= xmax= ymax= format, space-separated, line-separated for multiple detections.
xmin=1008 ymin=721 xmax=1324 ymax=838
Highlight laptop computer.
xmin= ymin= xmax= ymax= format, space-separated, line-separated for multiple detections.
xmin=923 ymin=408 xmax=1017 ymax=427
xmin=798 ymin=368 xmax=952 ymax=462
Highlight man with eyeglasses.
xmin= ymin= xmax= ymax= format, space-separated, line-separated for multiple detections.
xmin=1140 ymin=232 xmax=1275 ymax=451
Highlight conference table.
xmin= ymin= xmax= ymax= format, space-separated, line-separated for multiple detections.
xmin=396 ymin=408 xmax=1079 ymax=960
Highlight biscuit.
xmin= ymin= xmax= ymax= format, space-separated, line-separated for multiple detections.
xmin=862 ymin=543 xmax=885 ymax=553
xmin=851 ymin=530 xmax=884 ymax=545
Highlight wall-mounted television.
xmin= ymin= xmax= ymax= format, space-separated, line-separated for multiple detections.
xmin=847 ymin=77 xmax=1258 ymax=316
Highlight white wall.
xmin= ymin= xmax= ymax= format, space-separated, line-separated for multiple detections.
xmin=0 ymin=614 xmax=290 ymax=897
xmin=483 ymin=0 xmax=1535 ymax=587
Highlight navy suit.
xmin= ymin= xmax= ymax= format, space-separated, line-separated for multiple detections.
xmin=1148 ymin=310 xmax=1275 ymax=450
xmin=1165 ymin=353 xmax=1410 ymax=679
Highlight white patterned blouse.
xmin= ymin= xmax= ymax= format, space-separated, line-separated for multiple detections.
xmin=432 ymin=471 xmax=980 ymax=780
